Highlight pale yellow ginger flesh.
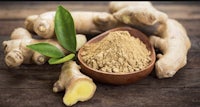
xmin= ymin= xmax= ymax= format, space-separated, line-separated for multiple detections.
xmin=2 ymin=27 xmax=87 ymax=67
xmin=53 ymin=61 xmax=96 ymax=106
xmin=64 ymin=80 xmax=96 ymax=106
xmin=149 ymin=19 xmax=191 ymax=78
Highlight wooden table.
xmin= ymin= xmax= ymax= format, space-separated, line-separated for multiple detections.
xmin=0 ymin=1 xmax=199 ymax=107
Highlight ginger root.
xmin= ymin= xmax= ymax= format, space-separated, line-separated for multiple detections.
xmin=109 ymin=1 xmax=168 ymax=35
xmin=53 ymin=60 xmax=96 ymax=106
xmin=2 ymin=27 xmax=87 ymax=67
xmin=109 ymin=1 xmax=191 ymax=78
xmin=24 ymin=15 xmax=39 ymax=33
xmin=149 ymin=19 xmax=191 ymax=78
xmin=25 ymin=11 xmax=121 ymax=38
xmin=109 ymin=1 xmax=153 ymax=14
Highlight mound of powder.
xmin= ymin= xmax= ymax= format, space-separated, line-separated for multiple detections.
xmin=80 ymin=31 xmax=151 ymax=73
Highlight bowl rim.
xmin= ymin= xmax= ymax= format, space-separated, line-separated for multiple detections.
xmin=78 ymin=27 xmax=156 ymax=76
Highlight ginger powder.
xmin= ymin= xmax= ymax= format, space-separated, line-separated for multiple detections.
xmin=80 ymin=31 xmax=151 ymax=73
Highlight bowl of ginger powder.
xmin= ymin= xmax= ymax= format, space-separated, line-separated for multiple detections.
xmin=78 ymin=27 xmax=156 ymax=85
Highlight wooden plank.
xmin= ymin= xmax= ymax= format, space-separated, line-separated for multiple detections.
xmin=0 ymin=88 xmax=199 ymax=107
xmin=178 ymin=19 xmax=200 ymax=37
xmin=0 ymin=65 xmax=60 ymax=89
xmin=153 ymin=3 xmax=200 ymax=20
xmin=0 ymin=20 xmax=24 ymax=36
xmin=0 ymin=65 xmax=199 ymax=89
xmin=94 ymin=87 xmax=200 ymax=107
xmin=0 ymin=1 xmax=199 ymax=20
xmin=0 ymin=1 xmax=109 ymax=20
xmin=0 ymin=89 xmax=64 ymax=107
xmin=140 ymin=68 xmax=200 ymax=88
xmin=185 ymin=51 xmax=200 ymax=68
xmin=0 ymin=2 xmax=199 ymax=107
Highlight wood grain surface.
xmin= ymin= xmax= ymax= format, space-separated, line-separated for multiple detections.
xmin=0 ymin=1 xmax=199 ymax=107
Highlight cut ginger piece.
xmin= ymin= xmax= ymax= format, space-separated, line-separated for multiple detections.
xmin=64 ymin=79 xmax=96 ymax=106
xmin=53 ymin=61 xmax=96 ymax=106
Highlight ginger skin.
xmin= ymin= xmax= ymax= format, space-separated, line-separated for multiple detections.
xmin=26 ymin=2 xmax=167 ymax=37
xmin=25 ymin=11 xmax=121 ymax=38
xmin=24 ymin=15 xmax=39 ymax=33
xmin=109 ymin=1 xmax=168 ymax=35
xmin=53 ymin=61 xmax=96 ymax=106
xmin=3 ymin=28 xmax=45 ymax=67
xmin=109 ymin=1 xmax=191 ymax=78
xmin=149 ymin=19 xmax=191 ymax=78
xmin=2 ymin=27 xmax=87 ymax=68
xmin=109 ymin=1 xmax=153 ymax=14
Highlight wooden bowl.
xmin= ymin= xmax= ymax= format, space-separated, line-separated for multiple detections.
xmin=77 ymin=27 xmax=156 ymax=85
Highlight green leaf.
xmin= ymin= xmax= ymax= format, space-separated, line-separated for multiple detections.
xmin=48 ymin=53 xmax=75 ymax=64
xmin=27 ymin=43 xmax=65 ymax=58
xmin=55 ymin=5 xmax=77 ymax=53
